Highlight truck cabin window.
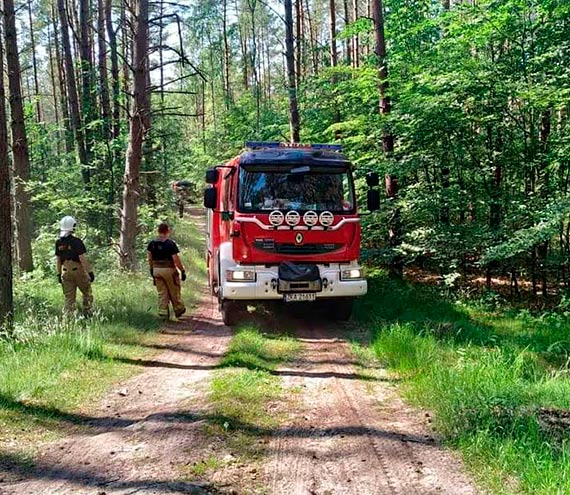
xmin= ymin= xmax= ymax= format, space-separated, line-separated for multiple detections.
xmin=238 ymin=165 xmax=355 ymax=213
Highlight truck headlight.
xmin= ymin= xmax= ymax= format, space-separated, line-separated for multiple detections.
xmin=340 ymin=268 xmax=363 ymax=280
xmin=226 ymin=269 xmax=256 ymax=282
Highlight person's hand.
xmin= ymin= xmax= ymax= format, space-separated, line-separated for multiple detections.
xmin=58 ymin=274 xmax=62 ymax=284
xmin=181 ymin=270 xmax=187 ymax=282
xmin=88 ymin=272 xmax=95 ymax=283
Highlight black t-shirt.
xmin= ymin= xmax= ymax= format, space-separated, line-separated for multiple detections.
xmin=55 ymin=235 xmax=87 ymax=262
xmin=147 ymin=238 xmax=179 ymax=261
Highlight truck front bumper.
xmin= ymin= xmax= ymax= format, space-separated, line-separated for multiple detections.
xmin=219 ymin=263 xmax=367 ymax=301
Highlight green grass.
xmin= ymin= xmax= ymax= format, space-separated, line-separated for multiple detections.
xmin=356 ymin=270 xmax=570 ymax=494
xmin=205 ymin=326 xmax=300 ymax=457
xmin=0 ymin=215 xmax=205 ymax=449
xmin=219 ymin=326 xmax=300 ymax=372
xmin=182 ymin=455 xmax=225 ymax=479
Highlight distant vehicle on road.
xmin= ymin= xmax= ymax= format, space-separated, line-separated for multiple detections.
xmin=203 ymin=141 xmax=380 ymax=325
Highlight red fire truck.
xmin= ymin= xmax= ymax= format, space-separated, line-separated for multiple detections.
xmin=204 ymin=141 xmax=379 ymax=325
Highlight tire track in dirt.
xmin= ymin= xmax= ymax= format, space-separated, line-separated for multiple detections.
xmin=265 ymin=317 xmax=479 ymax=495
xmin=0 ymin=292 xmax=232 ymax=495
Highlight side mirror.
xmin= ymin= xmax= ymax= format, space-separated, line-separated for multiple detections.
xmin=203 ymin=187 xmax=217 ymax=209
xmin=366 ymin=172 xmax=379 ymax=188
xmin=367 ymin=189 xmax=380 ymax=212
xmin=205 ymin=168 xmax=218 ymax=184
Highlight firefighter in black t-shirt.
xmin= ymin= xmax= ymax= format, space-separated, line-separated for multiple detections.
xmin=55 ymin=216 xmax=95 ymax=315
xmin=147 ymin=223 xmax=187 ymax=319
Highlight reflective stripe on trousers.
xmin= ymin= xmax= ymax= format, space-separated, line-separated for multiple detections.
xmin=153 ymin=267 xmax=185 ymax=317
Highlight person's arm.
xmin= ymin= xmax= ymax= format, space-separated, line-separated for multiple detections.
xmin=79 ymin=254 xmax=95 ymax=282
xmin=147 ymin=251 xmax=154 ymax=275
xmin=56 ymin=257 xmax=62 ymax=283
xmin=172 ymin=254 xmax=185 ymax=272
xmin=78 ymin=254 xmax=89 ymax=274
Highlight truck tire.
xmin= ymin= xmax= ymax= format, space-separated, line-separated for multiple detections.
xmin=221 ymin=300 xmax=243 ymax=326
xmin=330 ymin=298 xmax=354 ymax=321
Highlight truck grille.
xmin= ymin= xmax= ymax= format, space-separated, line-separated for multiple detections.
xmin=254 ymin=241 xmax=342 ymax=255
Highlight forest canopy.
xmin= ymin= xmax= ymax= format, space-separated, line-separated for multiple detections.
xmin=1 ymin=0 xmax=570 ymax=327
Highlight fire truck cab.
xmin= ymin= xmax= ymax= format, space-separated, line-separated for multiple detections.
xmin=204 ymin=141 xmax=379 ymax=325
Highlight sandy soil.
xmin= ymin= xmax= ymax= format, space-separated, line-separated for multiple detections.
xmin=265 ymin=319 xmax=478 ymax=495
xmin=0 ymin=295 xmax=231 ymax=495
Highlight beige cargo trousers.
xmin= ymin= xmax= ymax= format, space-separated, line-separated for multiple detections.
xmin=62 ymin=260 xmax=93 ymax=315
xmin=153 ymin=266 xmax=185 ymax=319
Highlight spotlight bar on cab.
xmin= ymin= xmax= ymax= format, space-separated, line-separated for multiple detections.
xmin=245 ymin=141 xmax=343 ymax=152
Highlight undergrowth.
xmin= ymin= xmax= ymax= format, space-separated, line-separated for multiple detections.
xmin=356 ymin=269 xmax=570 ymax=494
xmin=0 ymin=215 xmax=205 ymax=448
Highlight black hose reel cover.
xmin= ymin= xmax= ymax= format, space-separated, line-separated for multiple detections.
xmin=278 ymin=261 xmax=320 ymax=281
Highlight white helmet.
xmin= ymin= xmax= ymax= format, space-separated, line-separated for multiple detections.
xmin=59 ymin=216 xmax=77 ymax=237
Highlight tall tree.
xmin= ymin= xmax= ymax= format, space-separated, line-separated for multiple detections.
xmin=52 ymin=5 xmax=74 ymax=153
xmin=0 ymin=20 xmax=12 ymax=330
xmin=105 ymin=0 xmax=121 ymax=143
xmin=4 ymin=0 xmax=33 ymax=272
xmin=79 ymin=0 xmax=96 ymax=170
xmin=27 ymin=1 xmax=41 ymax=122
xmin=222 ymin=0 xmax=232 ymax=105
xmin=58 ymin=0 xmax=90 ymax=183
xmin=329 ymin=0 xmax=340 ymax=126
xmin=372 ymin=0 xmax=401 ymax=277
xmin=119 ymin=0 xmax=150 ymax=269
xmin=98 ymin=0 xmax=111 ymax=141
xmin=284 ymin=0 xmax=300 ymax=142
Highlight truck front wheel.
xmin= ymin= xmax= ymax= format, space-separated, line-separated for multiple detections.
xmin=221 ymin=300 xmax=244 ymax=326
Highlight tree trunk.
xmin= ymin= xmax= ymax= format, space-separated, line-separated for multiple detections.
xmin=284 ymin=0 xmax=300 ymax=143
xmin=222 ymin=0 xmax=232 ymax=105
xmin=0 ymin=19 xmax=13 ymax=330
xmin=330 ymin=0 xmax=341 ymax=127
xmin=52 ymin=5 xmax=74 ymax=153
xmin=27 ymin=1 xmax=42 ymax=122
xmin=120 ymin=0 xmax=130 ymax=120
xmin=352 ymin=0 xmax=359 ymax=68
xmin=105 ymin=0 xmax=120 ymax=143
xmin=119 ymin=0 xmax=150 ymax=270
xmin=47 ymin=24 xmax=61 ymax=150
xmin=235 ymin=0 xmax=249 ymax=91
xmin=58 ymin=0 xmax=89 ymax=182
xmin=330 ymin=0 xmax=338 ymax=69
xmin=79 ymin=0 xmax=95 ymax=168
xmin=372 ymin=0 xmax=401 ymax=278
xmin=343 ymin=0 xmax=351 ymax=65
xmin=295 ymin=0 xmax=302 ymax=88
xmin=4 ymin=0 xmax=33 ymax=272
xmin=305 ymin=0 xmax=318 ymax=75
xmin=98 ymin=0 xmax=111 ymax=140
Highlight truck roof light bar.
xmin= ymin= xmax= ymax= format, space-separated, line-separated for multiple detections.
xmin=245 ymin=141 xmax=343 ymax=152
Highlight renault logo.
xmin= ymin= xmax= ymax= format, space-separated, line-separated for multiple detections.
xmin=295 ymin=232 xmax=304 ymax=245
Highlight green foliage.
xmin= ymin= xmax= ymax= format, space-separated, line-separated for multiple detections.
xmin=358 ymin=272 xmax=570 ymax=493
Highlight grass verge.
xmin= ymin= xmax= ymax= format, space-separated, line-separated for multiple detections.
xmin=356 ymin=269 xmax=570 ymax=494
xmin=211 ymin=326 xmax=299 ymax=432
xmin=0 ymin=214 xmax=205 ymax=450
xmin=183 ymin=325 xmax=300 ymax=493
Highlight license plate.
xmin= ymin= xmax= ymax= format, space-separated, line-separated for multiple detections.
xmin=284 ymin=293 xmax=317 ymax=303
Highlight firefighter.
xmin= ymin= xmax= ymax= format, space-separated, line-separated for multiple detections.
xmin=147 ymin=223 xmax=187 ymax=320
xmin=55 ymin=216 xmax=95 ymax=316
xmin=171 ymin=180 xmax=193 ymax=218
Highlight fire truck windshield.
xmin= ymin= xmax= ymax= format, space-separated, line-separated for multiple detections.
xmin=238 ymin=165 xmax=355 ymax=213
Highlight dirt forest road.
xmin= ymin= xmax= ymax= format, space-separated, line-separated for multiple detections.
xmin=0 ymin=212 xmax=479 ymax=495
